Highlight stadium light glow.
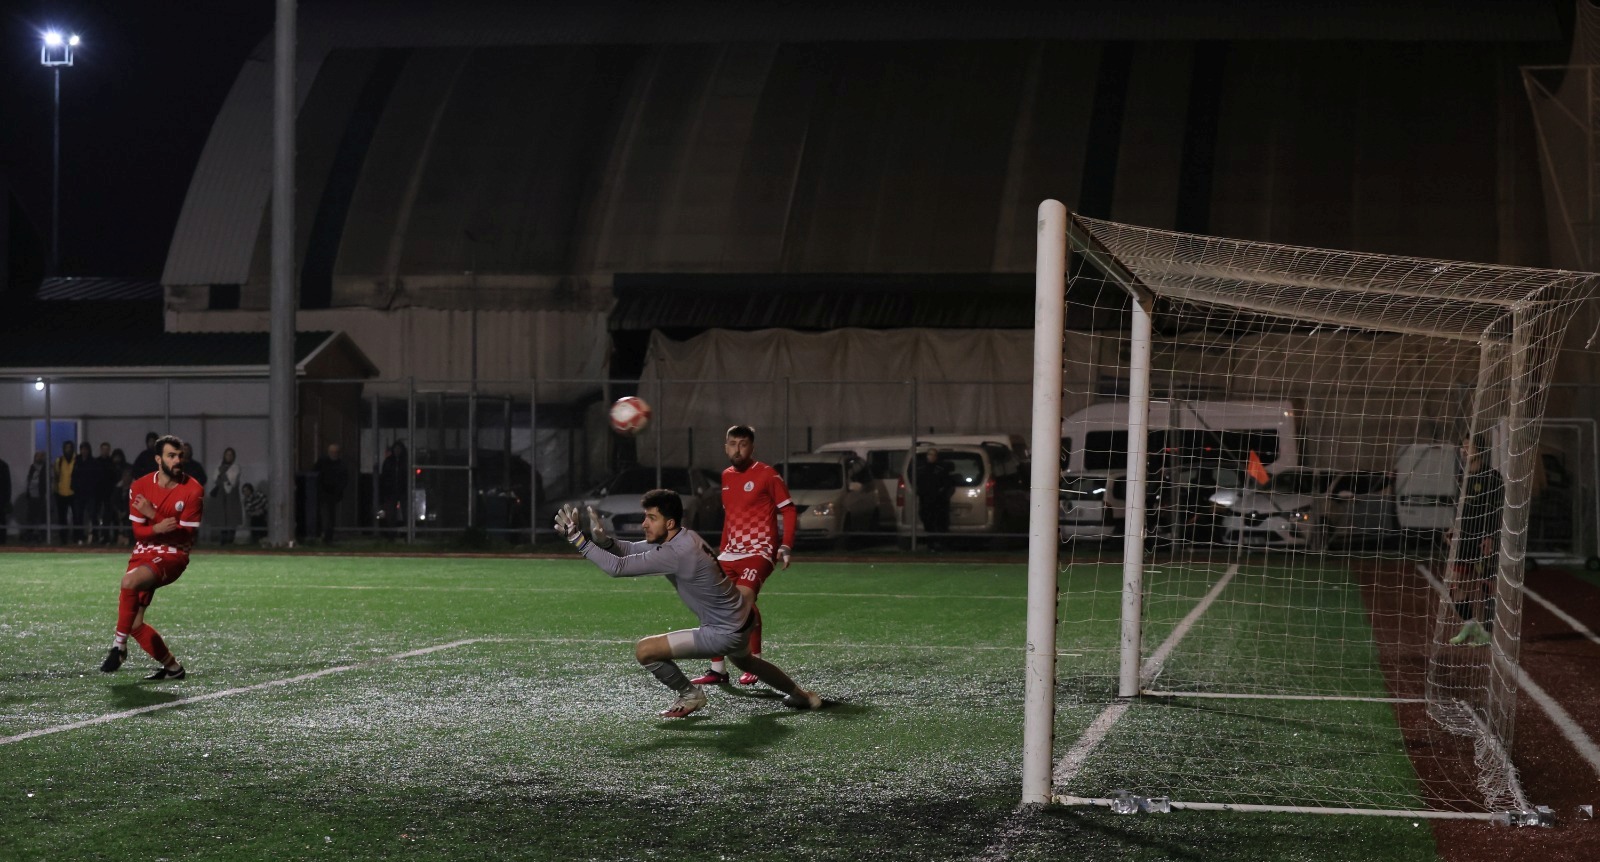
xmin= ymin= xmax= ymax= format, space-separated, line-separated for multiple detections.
xmin=43 ymin=31 xmax=62 ymax=47
xmin=68 ymin=34 xmax=80 ymax=47
xmin=34 ymin=379 xmax=44 ymax=391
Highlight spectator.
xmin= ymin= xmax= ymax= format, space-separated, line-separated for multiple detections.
xmin=180 ymin=442 xmax=207 ymax=487
xmin=71 ymin=441 xmax=102 ymax=546
xmin=24 ymin=451 xmax=47 ymax=543
xmin=94 ymin=443 xmax=117 ymax=544
xmin=210 ymin=447 xmax=243 ymax=545
xmin=243 ymin=482 xmax=268 ymax=543
xmin=314 ymin=443 xmax=348 ymax=544
xmin=914 ymin=448 xmax=956 ymax=551
xmin=131 ymin=432 xmax=160 ymax=480
xmin=378 ymin=440 xmax=407 ymax=536
xmin=54 ymin=440 xmax=79 ymax=545
xmin=0 ymin=453 xmax=9 ymax=545
xmin=111 ymin=454 xmax=134 ymax=547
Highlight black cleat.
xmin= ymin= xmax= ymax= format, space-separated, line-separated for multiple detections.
xmin=100 ymin=646 xmax=127 ymax=673
xmin=144 ymin=665 xmax=186 ymax=681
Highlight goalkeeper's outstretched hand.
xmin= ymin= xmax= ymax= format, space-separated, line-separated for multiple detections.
xmin=586 ymin=506 xmax=616 ymax=550
xmin=554 ymin=504 xmax=589 ymax=550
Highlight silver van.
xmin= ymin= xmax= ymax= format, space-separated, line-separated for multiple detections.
xmin=893 ymin=441 xmax=1029 ymax=539
xmin=816 ymin=433 xmax=1028 ymax=531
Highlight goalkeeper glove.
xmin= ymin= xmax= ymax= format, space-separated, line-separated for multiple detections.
xmin=554 ymin=504 xmax=590 ymax=551
xmin=586 ymin=506 xmax=616 ymax=550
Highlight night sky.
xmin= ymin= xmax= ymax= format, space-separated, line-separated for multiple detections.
xmin=0 ymin=1 xmax=274 ymax=283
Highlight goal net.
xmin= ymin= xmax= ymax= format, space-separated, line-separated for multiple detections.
xmin=1022 ymin=202 xmax=1598 ymax=820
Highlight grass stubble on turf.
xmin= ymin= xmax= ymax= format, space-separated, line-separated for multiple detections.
xmin=0 ymin=554 xmax=1436 ymax=861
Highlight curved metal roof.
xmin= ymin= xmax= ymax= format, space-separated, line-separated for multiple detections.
xmin=162 ymin=1 xmax=1567 ymax=308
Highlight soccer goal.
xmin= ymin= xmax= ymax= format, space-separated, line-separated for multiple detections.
xmin=1022 ymin=201 xmax=1598 ymax=821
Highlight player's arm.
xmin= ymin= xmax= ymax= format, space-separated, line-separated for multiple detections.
xmin=129 ymin=490 xmax=176 ymax=538
xmin=180 ymin=491 xmax=204 ymax=530
xmin=556 ymin=504 xmax=664 ymax=577
xmin=579 ymin=540 xmax=678 ymax=578
xmin=771 ymin=472 xmax=797 ymax=569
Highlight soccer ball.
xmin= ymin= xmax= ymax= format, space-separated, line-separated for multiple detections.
xmin=609 ymin=396 xmax=652 ymax=436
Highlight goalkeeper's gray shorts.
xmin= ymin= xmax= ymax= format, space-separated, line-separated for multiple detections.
xmin=665 ymin=617 xmax=754 ymax=659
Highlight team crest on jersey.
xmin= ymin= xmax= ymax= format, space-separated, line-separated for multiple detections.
xmin=743 ymin=480 xmax=755 ymax=492
xmin=175 ymin=501 xmax=185 ymax=512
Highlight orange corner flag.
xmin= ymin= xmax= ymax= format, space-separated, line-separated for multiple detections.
xmin=1246 ymin=450 xmax=1270 ymax=486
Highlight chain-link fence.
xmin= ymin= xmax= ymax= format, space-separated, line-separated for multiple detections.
xmin=0 ymin=375 xmax=1034 ymax=550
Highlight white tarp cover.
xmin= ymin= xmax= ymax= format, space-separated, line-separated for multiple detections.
xmin=633 ymin=328 xmax=1059 ymax=467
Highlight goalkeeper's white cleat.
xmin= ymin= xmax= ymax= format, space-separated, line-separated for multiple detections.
xmin=659 ymin=685 xmax=707 ymax=718
xmin=782 ymin=689 xmax=824 ymax=710
xmin=1448 ymin=621 xmax=1482 ymax=646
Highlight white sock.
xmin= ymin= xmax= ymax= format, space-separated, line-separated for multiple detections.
xmin=113 ymin=633 xmax=127 ymax=648
xmin=711 ymin=659 xmax=725 ymax=673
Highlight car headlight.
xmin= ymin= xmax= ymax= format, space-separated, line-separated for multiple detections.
xmin=1287 ymin=507 xmax=1313 ymax=522
xmin=810 ymin=502 xmax=835 ymax=517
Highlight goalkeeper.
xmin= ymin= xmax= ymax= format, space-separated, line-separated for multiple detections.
xmin=1449 ymin=433 xmax=1504 ymax=646
xmin=554 ymin=488 xmax=825 ymax=718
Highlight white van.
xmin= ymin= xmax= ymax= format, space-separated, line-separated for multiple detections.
xmin=817 ymin=433 xmax=1028 ymax=530
xmin=1394 ymin=444 xmax=1458 ymax=532
xmin=1061 ymin=400 xmax=1299 ymax=475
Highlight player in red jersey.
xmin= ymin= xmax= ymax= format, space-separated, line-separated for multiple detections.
xmin=692 ymin=425 xmax=797 ymax=687
xmin=99 ymin=435 xmax=204 ymax=680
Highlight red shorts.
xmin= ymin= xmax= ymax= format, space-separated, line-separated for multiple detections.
xmin=720 ymin=557 xmax=775 ymax=596
xmin=127 ymin=552 xmax=189 ymax=607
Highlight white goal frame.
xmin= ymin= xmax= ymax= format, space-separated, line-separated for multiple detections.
xmin=1022 ymin=200 xmax=1595 ymax=821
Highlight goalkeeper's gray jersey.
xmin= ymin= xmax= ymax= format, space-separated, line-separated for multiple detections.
xmin=581 ymin=528 xmax=752 ymax=633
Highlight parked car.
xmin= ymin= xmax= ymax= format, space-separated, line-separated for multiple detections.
xmin=558 ymin=466 xmax=724 ymax=540
xmin=1322 ymin=470 xmax=1400 ymax=547
xmin=894 ymin=442 xmax=1029 ymax=540
xmin=817 ymin=433 xmax=1029 ymax=530
xmin=1059 ymin=471 xmax=1123 ymax=542
xmin=1216 ymin=468 xmax=1335 ymax=549
xmin=776 ymin=452 xmax=879 ymax=544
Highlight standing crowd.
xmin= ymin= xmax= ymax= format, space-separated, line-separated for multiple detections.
xmin=3 ymin=432 xmax=254 ymax=546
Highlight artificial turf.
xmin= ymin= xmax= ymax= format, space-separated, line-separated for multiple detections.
xmin=0 ymin=553 xmax=1438 ymax=861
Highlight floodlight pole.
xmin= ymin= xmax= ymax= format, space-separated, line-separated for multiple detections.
xmin=50 ymin=67 xmax=60 ymax=276
xmin=39 ymin=32 xmax=76 ymax=276
xmin=268 ymin=0 xmax=297 ymax=547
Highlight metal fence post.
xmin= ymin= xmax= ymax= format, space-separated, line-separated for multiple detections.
xmin=406 ymin=376 xmax=416 ymax=544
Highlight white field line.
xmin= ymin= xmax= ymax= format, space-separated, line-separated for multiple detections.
xmin=527 ymin=636 xmax=1024 ymax=653
xmin=1056 ymin=563 xmax=1240 ymax=788
xmin=1416 ymin=564 xmax=1600 ymax=783
xmin=1142 ymin=690 xmax=1425 ymax=704
xmin=6 ymin=633 xmax=1029 ymax=747
xmin=277 ymin=584 xmax=1030 ymax=602
xmin=0 ymin=638 xmax=502 ymax=748
xmin=1524 ymin=585 xmax=1600 ymax=648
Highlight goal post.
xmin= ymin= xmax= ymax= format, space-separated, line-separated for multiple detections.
xmin=1024 ymin=202 xmax=1599 ymax=818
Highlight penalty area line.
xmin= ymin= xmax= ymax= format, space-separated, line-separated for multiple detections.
xmin=0 ymin=638 xmax=506 ymax=748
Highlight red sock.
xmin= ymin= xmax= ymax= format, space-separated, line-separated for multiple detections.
xmin=130 ymin=624 xmax=174 ymax=666
xmin=748 ymin=605 xmax=763 ymax=656
xmin=116 ymin=588 xmax=139 ymax=640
